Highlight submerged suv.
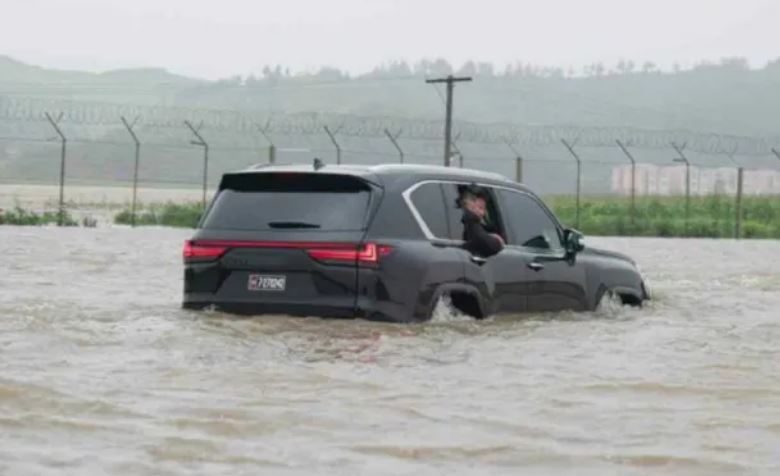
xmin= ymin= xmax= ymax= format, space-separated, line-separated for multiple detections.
xmin=183 ymin=163 xmax=648 ymax=322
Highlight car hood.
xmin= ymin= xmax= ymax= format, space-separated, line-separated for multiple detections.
xmin=581 ymin=246 xmax=637 ymax=266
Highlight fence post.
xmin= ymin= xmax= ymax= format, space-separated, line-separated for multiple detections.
xmin=323 ymin=125 xmax=342 ymax=165
xmin=515 ymin=156 xmax=523 ymax=183
xmin=503 ymin=139 xmax=524 ymax=183
xmin=616 ymin=140 xmax=637 ymax=231
xmin=384 ymin=128 xmax=404 ymax=163
xmin=44 ymin=112 xmax=67 ymax=226
xmin=561 ymin=139 xmax=582 ymax=229
xmin=735 ymin=167 xmax=744 ymax=239
xmin=671 ymin=142 xmax=690 ymax=237
xmin=725 ymin=151 xmax=743 ymax=239
xmin=184 ymin=120 xmax=209 ymax=211
xmin=120 ymin=116 xmax=141 ymax=227
xmin=451 ymin=137 xmax=464 ymax=168
xmin=257 ymin=121 xmax=276 ymax=164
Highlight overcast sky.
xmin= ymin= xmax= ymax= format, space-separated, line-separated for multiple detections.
xmin=1 ymin=0 xmax=778 ymax=79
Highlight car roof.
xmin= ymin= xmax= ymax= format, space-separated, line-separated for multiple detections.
xmin=235 ymin=163 xmax=523 ymax=190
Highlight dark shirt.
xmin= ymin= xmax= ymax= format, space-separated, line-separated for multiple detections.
xmin=461 ymin=209 xmax=504 ymax=257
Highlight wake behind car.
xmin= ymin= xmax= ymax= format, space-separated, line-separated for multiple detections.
xmin=183 ymin=163 xmax=649 ymax=322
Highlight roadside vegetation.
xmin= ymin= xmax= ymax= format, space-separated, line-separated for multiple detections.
xmin=0 ymin=206 xmax=77 ymax=226
xmin=114 ymin=202 xmax=202 ymax=228
xmin=109 ymin=196 xmax=780 ymax=239
xmin=548 ymin=195 xmax=780 ymax=239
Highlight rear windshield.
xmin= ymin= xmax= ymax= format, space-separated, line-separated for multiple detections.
xmin=201 ymin=173 xmax=373 ymax=231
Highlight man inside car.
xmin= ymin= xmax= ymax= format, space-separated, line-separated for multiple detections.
xmin=459 ymin=184 xmax=505 ymax=258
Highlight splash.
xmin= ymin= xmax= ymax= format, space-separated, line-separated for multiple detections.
xmin=429 ymin=294 xmax=476 ymax=323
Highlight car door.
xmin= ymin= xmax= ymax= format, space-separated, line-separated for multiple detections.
xmin=497 ymin=189 xmax=588 ymax=312
xmin=441 ymin=183 xmax=531 ymax=315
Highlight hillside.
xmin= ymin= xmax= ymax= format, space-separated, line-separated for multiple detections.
xmin=1 ymin=56 xmax=779 ymax=195
xmin=2 ymin=56 xmax=780 ymax=136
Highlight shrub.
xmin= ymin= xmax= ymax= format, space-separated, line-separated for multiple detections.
xmin=0 ymin=207 xmax=77 ymax=226
xmin=114 ymin=202 xmax=202 ymax=228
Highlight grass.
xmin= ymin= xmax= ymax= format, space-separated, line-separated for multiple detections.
xmin=0 ymin=206 xmax=78 ymax=226
xmin=546 ymin=195 xmax=780 ymax=239
xmin=111 ymin=195 xmax=780 ymax=239
xmin=114 ymin=202 xmax=203 ymax=228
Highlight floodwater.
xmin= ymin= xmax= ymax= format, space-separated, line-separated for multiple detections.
xmin=1 ymin=227 xmax=779 ymax=476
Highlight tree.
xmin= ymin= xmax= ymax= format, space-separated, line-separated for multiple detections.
xmin=616 ymin=59 xmax=635 ymax=75
xmin=430 ymin=58 xmax=453 ymax=76
xmin=641 ymin=61 xmax=657 ymax=74
xmin=477 ymin=62 xmax=494 ymax=77
xmin=457 ymin=60 xmax=477 ymax=76
xmin=314 ymin=66 xmax=347 ymax=80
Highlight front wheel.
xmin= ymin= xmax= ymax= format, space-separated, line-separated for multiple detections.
xmin=596 ymin=288 xmax=624 ymax=313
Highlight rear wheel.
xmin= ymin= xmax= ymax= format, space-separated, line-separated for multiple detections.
xmin=427 ymin=291 xmax=481 ymax=322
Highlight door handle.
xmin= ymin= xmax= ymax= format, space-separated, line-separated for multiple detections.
xmin=470 ymin=256 xmax=487 ymax=265
xmin=527 ymin=261 xmax=545 ymax=272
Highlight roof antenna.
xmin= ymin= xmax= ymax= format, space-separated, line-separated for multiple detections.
xmin=313 ymin=157 xmax=325 ymax=170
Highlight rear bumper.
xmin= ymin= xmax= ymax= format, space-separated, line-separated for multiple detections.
xmin=182 ymin=294 xmax=417 ymax=323
xmin=183 ymin=292 xmax=354 ymax=318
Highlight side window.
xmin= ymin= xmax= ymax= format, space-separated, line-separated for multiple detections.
xmin=441 ymin=183 xmax=505 ymax=241
xmin=498 ymin=190 xmax=563 ymax=250
xmin=409 ymin=183 xmax=449 ymax=238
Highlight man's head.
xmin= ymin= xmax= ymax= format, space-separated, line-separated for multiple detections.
xmin=460 ymin=184 xmax=488 ymax=219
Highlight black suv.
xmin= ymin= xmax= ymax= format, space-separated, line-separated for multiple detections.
xmin=183 ymin=164 xmax=648 ymax=322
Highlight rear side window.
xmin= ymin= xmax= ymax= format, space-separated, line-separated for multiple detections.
xmin=202 ymin=173 xmax=372 ymax=231
xmin=409 ymin=183 xmax=449 ymax=238
xmin=498 ymin=190 xmax=563 ymax=250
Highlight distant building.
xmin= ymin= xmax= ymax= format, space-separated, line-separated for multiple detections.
xmin=611 ymin=164 xmax=780 ymax=196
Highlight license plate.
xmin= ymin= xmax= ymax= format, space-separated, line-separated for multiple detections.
xmin=247 ymin=274 xmax=286 ymax=292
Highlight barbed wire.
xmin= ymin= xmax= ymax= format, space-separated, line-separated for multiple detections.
xmin=1 ymin=96 xmax=778 ymax=157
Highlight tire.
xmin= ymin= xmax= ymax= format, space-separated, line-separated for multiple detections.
xmin=596 ymin=288 xmax=623 ymax=312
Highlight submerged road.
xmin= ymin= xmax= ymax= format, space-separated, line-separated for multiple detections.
xmin=1 ymin=227 xmax=779 ymax=475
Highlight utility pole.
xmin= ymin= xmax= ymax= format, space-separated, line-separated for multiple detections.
xmin=184 ymin=120 xmax=209 ymax=211
xmin=44 ymin=112 xmax=67 ymax=226
xmin=426 ymin=75 xmax=472 ymax=167
xmin=323 ymin=125 xmax=342 ymax=165
xmin=725 ymin=150 xmax=743 ymax=239
xmin=616 ymin=140 xmax=638 ymax=231
xmin=503 ymin=139 xmax=524 ymax=184
xmin=120 ymin=116 xmax=141 ymax=227
xmin=561 ymin=138 xmax=583 ymax=229
xmin=384 ymin=128 xmax=404 ymax=164
xmin=257 ymin=120 xmax=276 ymax=164
xmin=672 ymin=142 xmax=690 ymax=237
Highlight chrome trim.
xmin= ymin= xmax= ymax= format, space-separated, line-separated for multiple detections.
xmin=401 ymin=181 xmax=437 ymax=240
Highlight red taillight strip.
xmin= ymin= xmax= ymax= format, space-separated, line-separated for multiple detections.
xmin=189 ymin=240 xmax=357 ymax=250
xmin=183 ymin=240 xmax=392 ymax=264
xmin=183 ymin=240 xmax=228 ymax=259
xmin=307 ymin=243 xmax=374 ymax=263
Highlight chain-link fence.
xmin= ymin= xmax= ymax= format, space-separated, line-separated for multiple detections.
xmin=1 ymin=101 xmax=779 ymax=237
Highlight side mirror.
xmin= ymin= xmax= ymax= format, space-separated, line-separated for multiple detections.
xmin=563 ymin=228 xmax=585 ymax=256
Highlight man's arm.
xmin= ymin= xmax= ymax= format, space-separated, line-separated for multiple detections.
xmin=462 ymin=210 xmax=504 ymax=257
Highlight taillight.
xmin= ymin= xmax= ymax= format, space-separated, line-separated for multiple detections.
xmin=183 ymin=240 xmax=228 ymax=260
xmin=306 ymin=243 xmax=392 ymax=266
xmin=182 ymin=240 xmax=392 ymax=265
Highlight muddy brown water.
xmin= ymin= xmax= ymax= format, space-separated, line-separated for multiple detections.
xmin=1 ymin=227 xmax=779 ymax=475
